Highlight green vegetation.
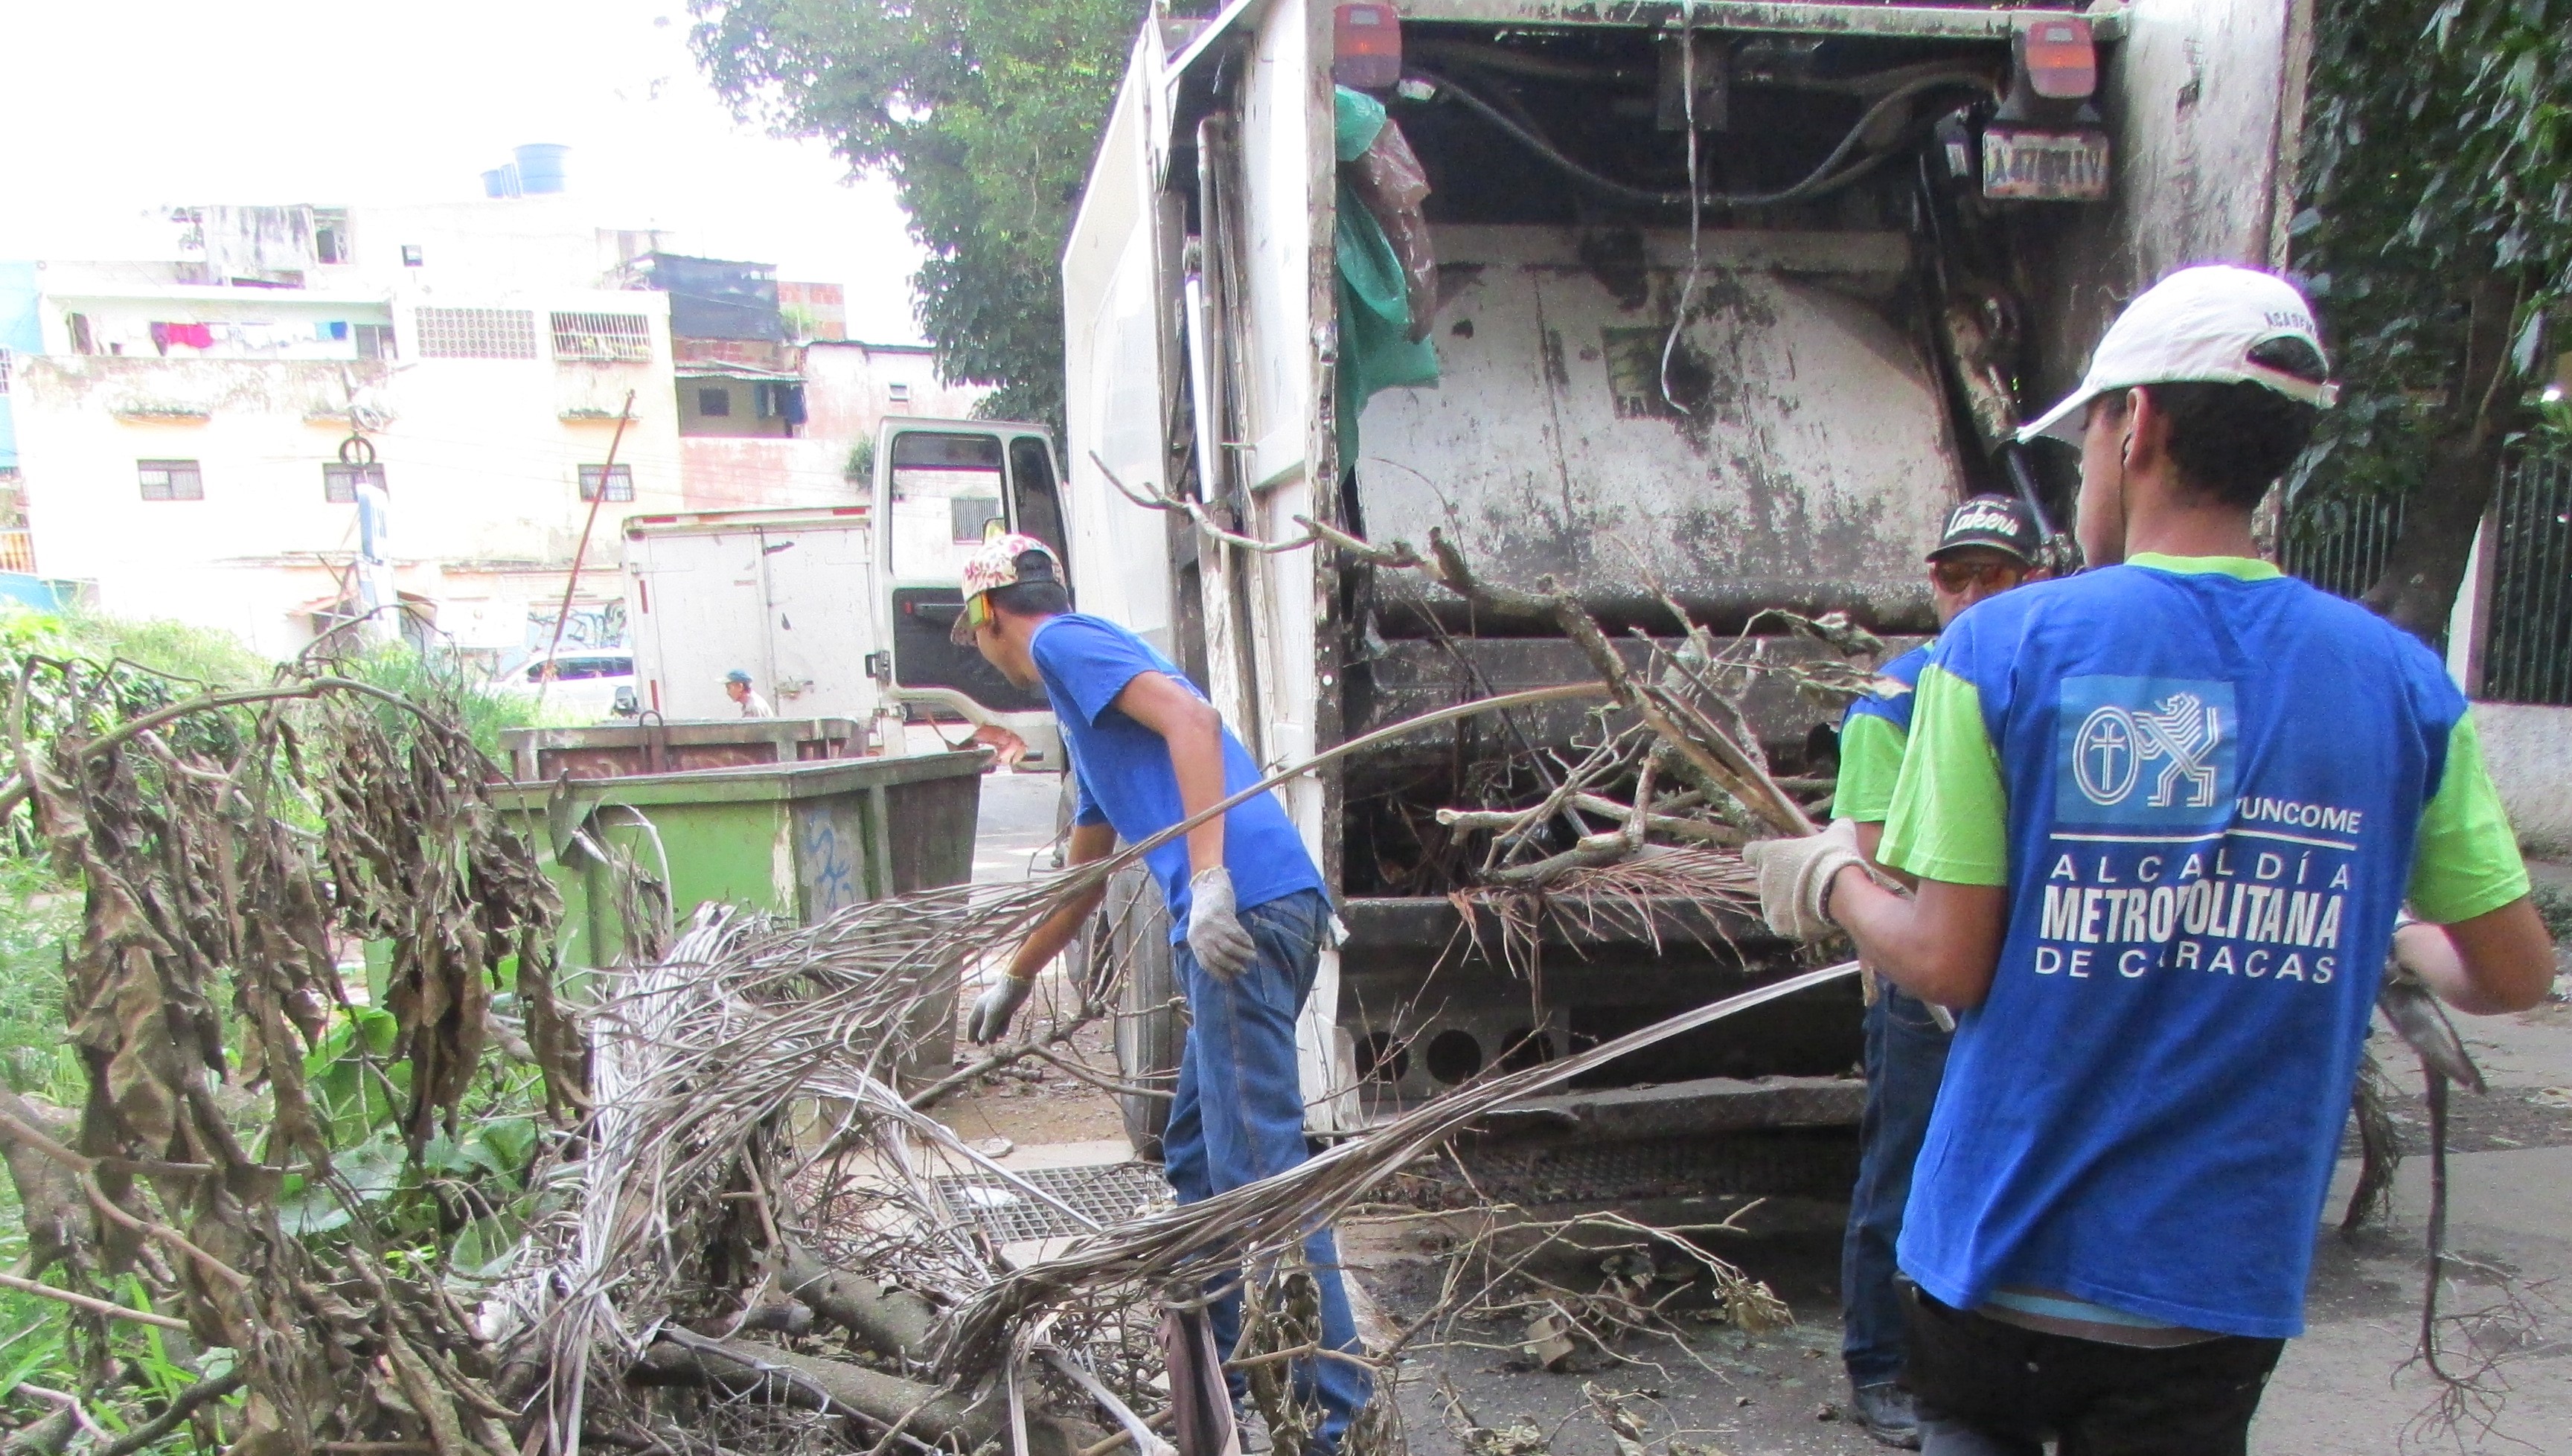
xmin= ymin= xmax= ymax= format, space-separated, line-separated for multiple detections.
xmin=0 ymin=618 xmax=569 ymax=1453
xmin=2291 ymin=0 xmax=2572 ymax=635
xmin=691 ymin=0 xmax=1138 ymax=429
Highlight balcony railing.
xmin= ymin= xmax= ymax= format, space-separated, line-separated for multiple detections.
xmin=0 ymin=530 xmax=34 ymax=575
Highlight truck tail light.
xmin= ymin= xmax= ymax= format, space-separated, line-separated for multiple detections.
xmin=1333 ymin=4 xmax=1402 ymax=92
xmin=2017 ymin=16 xmax=2096 ymax=101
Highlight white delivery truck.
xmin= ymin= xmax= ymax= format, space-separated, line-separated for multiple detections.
xmin=1061 ymin=1 xmax=2312 ymax=1158
xmin=624 ymin=416 xmax=1073 ymax=763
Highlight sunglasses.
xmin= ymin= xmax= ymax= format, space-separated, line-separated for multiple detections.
xmin=1930 ymin=558 xmax=2027 ymax=592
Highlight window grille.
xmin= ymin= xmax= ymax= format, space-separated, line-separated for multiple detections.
xmin=550 ymin=311 xmax=653 ymax=362
xmin=0 ymin=347 xmax=11 ymax=395
xmin=579 ymin=464 xmax=635 ymax=503
xmin=2283 ymin=493 xmax=2406 ymax=600
xmin=138 ymin=460 xmax=204 ymax=501
xmin=324 ymin=461 xmax=385 ymax=504
xmin=414 ymin=307 xmax=537 ymax=359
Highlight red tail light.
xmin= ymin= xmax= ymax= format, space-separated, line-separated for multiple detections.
xmin=2018 ymin=16 xmax=2097 ymax=100
xmin=1334 ymin=4 xmax=1402 ymax=92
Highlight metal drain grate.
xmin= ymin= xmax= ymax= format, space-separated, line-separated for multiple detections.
xmin=935 ymin=1161 xmax=1171 ymax=1242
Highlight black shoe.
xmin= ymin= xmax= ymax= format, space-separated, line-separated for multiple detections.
xmin=1849 ymin=1382 xmax=1921 ymax=1450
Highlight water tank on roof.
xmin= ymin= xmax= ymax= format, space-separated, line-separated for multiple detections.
xmin=481 ymin=166 xmax=520 ymax=199
xmin=514 ymin=144 xmax=570 ymax=195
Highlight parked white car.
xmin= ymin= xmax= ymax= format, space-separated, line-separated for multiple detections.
xmin=499 ymin=650 xmax=638 ymax=723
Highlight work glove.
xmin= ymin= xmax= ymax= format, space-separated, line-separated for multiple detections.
xmin=1742 ymin=818 xmax=1866 ymax=941
xmin=968 ymin=973 xmax=1035 ymax=1044
xmin=1186 ymin=867 xmax=1259 ymax=981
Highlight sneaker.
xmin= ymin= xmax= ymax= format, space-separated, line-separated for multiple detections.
xmin=1849 ymin=1382 xmax=1921 ymax=1450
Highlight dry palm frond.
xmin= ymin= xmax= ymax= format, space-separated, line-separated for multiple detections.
xmin=935 ymin=960 xmax=1857 ymax=1379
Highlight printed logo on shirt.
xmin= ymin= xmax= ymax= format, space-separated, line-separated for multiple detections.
xmin=2055 ymin=676 xmax=2237 ymax=830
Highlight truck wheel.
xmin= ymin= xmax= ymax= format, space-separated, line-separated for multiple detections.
xmin=1104 ymin=866 xmax=1181 ymax=1159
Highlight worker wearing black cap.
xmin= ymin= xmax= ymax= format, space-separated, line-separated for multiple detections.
xmin=1833 ymin=494 xmax=2045 ymax=1449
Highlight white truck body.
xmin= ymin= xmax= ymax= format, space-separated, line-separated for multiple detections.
xmin=1064 ymin=0 xmax=2312 ymax=1144
xmin=624 ymin=507 xmax=883 ymax=722
xmin=624 ymin=417 xmax=1075 ymax=762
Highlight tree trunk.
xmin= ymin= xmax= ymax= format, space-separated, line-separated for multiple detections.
xmin=2361 ymin=274 xmax=2522 ymax=642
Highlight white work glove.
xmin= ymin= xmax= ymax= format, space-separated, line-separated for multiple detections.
xmin=1186 ymin=867 xmax=1258 ymax=980
xmin=968 ymin=974 xmax=1035 ymax=1044
xmin=1742 ymin=819 xmax=1867 ymax=941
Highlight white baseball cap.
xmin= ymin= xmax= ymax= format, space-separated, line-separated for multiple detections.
xmin=2019 ymin=264 xmax=2340 ymax=444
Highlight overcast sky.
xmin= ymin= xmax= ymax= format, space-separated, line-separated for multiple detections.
xmin=0 ymin=0 xmax=926 ymax=343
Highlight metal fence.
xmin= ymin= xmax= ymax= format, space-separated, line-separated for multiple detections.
xmin=2481 ymin=447 xmax=2572 ymax=706
xmin=2281 ymin=491 xmax=2407 ymax=601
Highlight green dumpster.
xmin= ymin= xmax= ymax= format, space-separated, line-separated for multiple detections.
xmin=493 ymin=750 xmax=991 ymax=1074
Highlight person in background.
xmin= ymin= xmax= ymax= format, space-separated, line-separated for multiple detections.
xmin=724 ymin=669 xmax=775 ymax=719
xmin=1834 ymin=493 xmax=2046 ymax=1449
xmin=1746 ymin=265 xmax=2553 ymax=1455
xmin=953 ymin=534 xmax=1369 ymax=1452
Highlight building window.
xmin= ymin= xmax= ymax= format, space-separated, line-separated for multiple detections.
xmin=753 ymin=381 xmax=807 ymax=424
xmin=697 ymin=386 xmax=732 ymax=417
xmin=67 ymin=313 xmax=95 ymax=355
xmin=415 ymin=307 xmax=537 ymax=359
xmin=355 ymin=323 xmax=397 ymax=361
xmin=314 ymin=209 xmax=351 ymax=264
xmin=550 ymin=311 xmax=653 ymax=362
xmin=0 ymin=347 xmax=10 ymax=395
xmin=138 ymin=460 xmax=204 ymax=501
xmin=400 ymin=244 xmax=424 ymax=267
xmin=578 ymin=464 xmax=635 ymax=503
xmin=323 ymin=461 xmax=385 ymax=504
xmin=886 ymin=382 xmax=912 ymax=404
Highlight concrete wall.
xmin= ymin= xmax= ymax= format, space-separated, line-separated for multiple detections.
xmin=2475 ymin=702 xmax=2572 ymax=860
xmin=671 ymin=342 xmax=985 ymax=513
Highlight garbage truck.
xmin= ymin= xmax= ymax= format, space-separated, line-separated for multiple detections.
xmin=1059 ymin=0 xmax=2314 ymax=1158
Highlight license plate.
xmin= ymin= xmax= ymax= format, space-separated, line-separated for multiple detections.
xmin=1982 ymin=128 xmax=2113 ymax=202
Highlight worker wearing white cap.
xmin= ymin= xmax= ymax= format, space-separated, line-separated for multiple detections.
xmin=952 ymin=533 xmax=1370 ymax=1450
xmin=1746 ymin=265 xmax=2552 ymax=1453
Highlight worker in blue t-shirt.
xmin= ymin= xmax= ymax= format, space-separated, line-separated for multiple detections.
xmin=1832 ymin=493 xmax=2044 ymax=1449
xmin=953 ymin=535 xmax=1369 ymax=1451
xmin=1747 ymin=266 xmax=2555 ymax=1455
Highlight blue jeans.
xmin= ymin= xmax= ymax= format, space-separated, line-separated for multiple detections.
xmin=1161 ymin=889 xmax=1371 ymax=1450
xmin=1843 ymin=984 xmax=1952 ymax=1387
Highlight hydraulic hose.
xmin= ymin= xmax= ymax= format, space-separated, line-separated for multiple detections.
xmin=1405 ymin=67 xmax=1995 ymax=211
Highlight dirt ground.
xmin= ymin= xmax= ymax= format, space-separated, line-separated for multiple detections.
xmin=951 ymin=769 xmax=2572 ymax=1454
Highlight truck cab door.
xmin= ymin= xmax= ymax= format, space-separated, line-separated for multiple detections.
xmin=874 ymin=423 xmax=1064 ymax=765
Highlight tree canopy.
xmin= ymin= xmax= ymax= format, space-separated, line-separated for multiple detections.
xmin=2291 ymin=0 xmax=2571 ymax=634
xmin=691 ymin=0 xmax=1139 ymax=428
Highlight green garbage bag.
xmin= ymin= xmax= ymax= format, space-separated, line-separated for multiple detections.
xmin=1334 ymin=87 xmax=1439 ymax=471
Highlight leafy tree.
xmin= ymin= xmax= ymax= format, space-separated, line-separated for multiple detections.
xmin=2291 ymin=0 xmax=2571 ymax=637
xmin=691 ymin=0 xmax=1142 ymax=429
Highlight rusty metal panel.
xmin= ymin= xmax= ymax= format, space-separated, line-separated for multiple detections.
xmin=1351 ymin=224 xmax=1960 ymax=603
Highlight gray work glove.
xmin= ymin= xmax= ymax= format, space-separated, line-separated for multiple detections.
xmin=968 ymin=973 xmax=1035 ymax=1044
xmin=1186 ymin=866 xmax=1258 ymax=980
xmin=1742 ymin=819 xmax=1866 ymax=941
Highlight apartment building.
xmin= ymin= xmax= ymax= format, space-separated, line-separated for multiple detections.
xmin=3 ymin=161 xmax=979 ymax=667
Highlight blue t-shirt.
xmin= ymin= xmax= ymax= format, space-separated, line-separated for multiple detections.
xmin=1843 ymin=643 xmax=1931 ymax=736
xmin=1029 ymin=615 xmax=1325 ymax=939
xmin=1885 ymin=559 xmax=2472 ymax=1339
